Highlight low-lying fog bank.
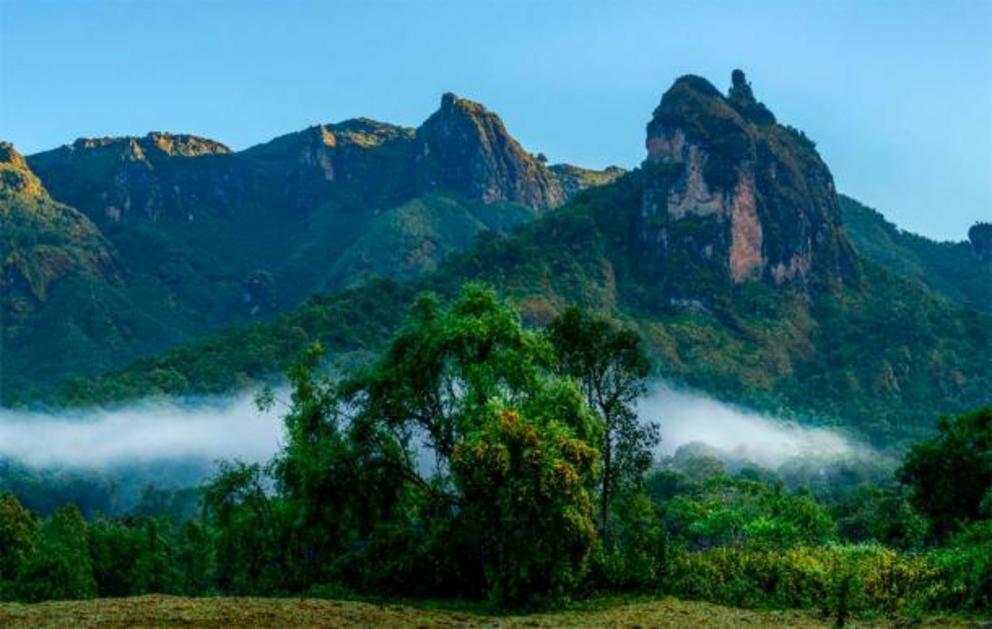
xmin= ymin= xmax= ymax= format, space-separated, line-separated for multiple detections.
xmin=0 ymin=382 xmax=875 ymax=477
xmin=0 ymin=392 xmax=283 ymax=469
xmin=641 ymin=383 xmax=869 ymax=468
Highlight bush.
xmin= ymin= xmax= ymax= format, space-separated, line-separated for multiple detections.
xmin=666 ymin=544 xmax=935 ymax=616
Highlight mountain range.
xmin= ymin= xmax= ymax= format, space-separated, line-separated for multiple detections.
xmin=2 ymin=95 xmax=620 ymax=393
xmin=2 ymin=70 xmax=989 ymax=444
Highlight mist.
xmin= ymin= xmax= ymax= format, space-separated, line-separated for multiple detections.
xmin=0 ymin=383 xmax=872 ymax=474
xmin=0 ymin=392 xmax=283 ymax=469
xmin=642 ymin=383 xmax=867 ymax=468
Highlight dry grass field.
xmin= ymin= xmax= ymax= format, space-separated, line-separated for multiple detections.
xmin=0 ymin=595 xmax=976 ymax=628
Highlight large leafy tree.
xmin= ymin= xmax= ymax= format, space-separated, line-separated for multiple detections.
xmin=262 ymin=343 xmax=411 ymax=589
xmin=898 ymin=408 xmax=992 ymax=536
xmin=345 ymin=284 xmax=602 ymax=605
xmin=452 ymin=400 xmax=599 ymax=607
xmin=546 ymin=306 xmax=659 ymax=537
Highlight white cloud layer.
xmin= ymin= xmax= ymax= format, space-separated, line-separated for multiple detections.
xmin=0 ymin=393 xmax=283 ymax=469
xmin=0 ymin=383 xmax=866 ymax=471
xmin=642 ymin=383 xmax=862 ymax=467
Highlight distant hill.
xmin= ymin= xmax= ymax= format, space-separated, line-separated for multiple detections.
xmin=45 ymin=72 xmax=992 ymax=445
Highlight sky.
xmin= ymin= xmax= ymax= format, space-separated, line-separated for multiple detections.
xmin=1 ymin=1 xmax=989 ymax=241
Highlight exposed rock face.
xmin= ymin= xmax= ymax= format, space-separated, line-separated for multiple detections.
xmin=640 ymin=71 xmax=859 ymax=293
xmin=240 ymin=119 xmax=418 ymax=213
xmin=416 ymin=93 xmax=565 ymax=210
xmin=970 ymin=223 xmax=992 ymax=264
xmin=28 ymin=133 xmax=236 ymax=224
xmin=550 ymin=164 xmax=626 ymax=199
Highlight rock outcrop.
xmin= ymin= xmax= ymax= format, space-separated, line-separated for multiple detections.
xmin=28 ymin=133 xmax=236 ymax=224
xmin=970 ymin=223 xmax=992 ymax=264
xmin=415 ymin=93 xmax=565 ymax=210
xmin=551 ymin=163 xmax=626 ymax=199
xmin=640 ymin=71 xmax=859 ymax=293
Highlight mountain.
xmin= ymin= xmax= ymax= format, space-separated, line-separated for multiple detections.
xmin=415 ymin=93 xmax=567 ymax=209
xmin=3 ymin=97 xmax=618 ymax=395
xmin=46 ymin=72 xmax=992 ymax=445
xmin=0 ymin=142 xmax=200 ymax=392
xmin=639 ymin=71 xmax=859 ymax=294
xmin=841 ymin=196 xmax=992 ymax=314
xmin=1 ymin=142 xmax=116 ymax=305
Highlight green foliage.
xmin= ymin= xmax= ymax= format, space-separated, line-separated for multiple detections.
xmin=922 ymin=520 xmax=992 ymax=611
xmin=0 ymin=493 xmax=37 ymax=595
xmin=547 ymin=306 xmax=658 ymax=539
xmin=661 ymin=478 xmax=837 ymax=551
xmin=201 ymin=462 xmax=284 ymax=595
xmin=452 ymin=402 xmax=599 ymax=607
xmin=590 ymin=489 xmax=668 ymax=591
xmin=841 ymin=195 xmax=992 ymax=314
xmin=898 ymin=407 xmax=992 ymax=536
xmin=15 ymin=506 xmax=96 ymax=602
xmin=832 ymin=487 xmax=928 ymax=551
xmin=666 ymin=544 xmax=935 ymax=617
xmin=88 ymin=517 xmax=182 ymax=597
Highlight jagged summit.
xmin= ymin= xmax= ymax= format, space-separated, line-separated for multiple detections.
xmin=639 ymin=70 xmax=859 ymax=292
xmin=63 ymin=132 xmax=231 ymax=159
xmin=727 ymin=69 xmax=776 ymax=124
xmin=416 ymin=92 xmax=565 ymax=210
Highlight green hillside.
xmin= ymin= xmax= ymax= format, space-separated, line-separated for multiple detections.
xmin=47 ymin=130 xmax=992 ymax=444
xmin=5 ymin=74 xmax=990 ymax=445
xmin=841 ymin=195 xmax=991 ymax=314
xmin=2 ymin=98 xmax=618 ymax=394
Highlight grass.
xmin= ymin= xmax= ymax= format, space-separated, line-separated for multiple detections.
xmin=0 ymin=595 xmax=974 ymax=628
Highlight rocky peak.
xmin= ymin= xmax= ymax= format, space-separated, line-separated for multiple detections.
xmin=970 ymin=222 xmax=992 ymax=264
xmin=639 ymin=71 xmax=859 ymax=294
xmin=727 ymin=69 xmax=776 ymax=124
xmin=143 ymin=132 xmax=232 ymax=157
xmin=64 ymin=132 xmax=231 ymax=162
xmin=0 ymin=142 xmax=47 ymax=199
xmin=416 ymin=93 xmax=564 ymax=210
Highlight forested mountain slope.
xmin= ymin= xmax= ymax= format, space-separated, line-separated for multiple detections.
xmin=841 ymin=195 xmax=991 ymax=313
xmin=42 ymin=72 xmax=992 ymax=445
xmin=1 ymin=97 xmax=619 ymax=393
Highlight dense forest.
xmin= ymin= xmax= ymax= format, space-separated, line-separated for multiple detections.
xmin=2 ymin=287 xmax=989 ymax=620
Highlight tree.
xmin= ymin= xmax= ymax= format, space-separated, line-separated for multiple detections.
xmin=546 ymin=306 xmax=659 ymax=538
xmin=16 ymin=506 xmax=96 ymax=602
xmin=898 ymin=408 xmax=992 ymax=536
xmin=452 ymin=400 xmax=599 ymax=607
xmin=264 ymin=343 xmax=411 ymax=589
xmin=345 ymin=285 xmax=603 ymax=605
xmin=0 ymin=493 xmax=36 ymax=597
xmin=345 ymin=285 xmax=559 ymax=495
xmin=201 ymin=461 xmax=283 ymax=594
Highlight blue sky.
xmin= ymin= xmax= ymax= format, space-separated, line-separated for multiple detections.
xmin=2 ymin=0 xmax=989 ymax=240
